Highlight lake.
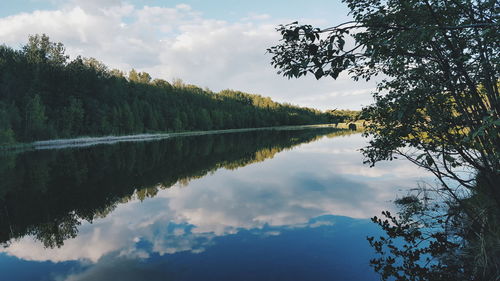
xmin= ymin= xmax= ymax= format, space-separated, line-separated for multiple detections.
xmin=0 ymin=128 xmax=430 ymax=281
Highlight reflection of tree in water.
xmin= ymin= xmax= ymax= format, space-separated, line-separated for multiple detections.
xmin=368 ymin=174 xmax=500 ymax=280
xmin=0 ymin=128 xmax=353 ymax=248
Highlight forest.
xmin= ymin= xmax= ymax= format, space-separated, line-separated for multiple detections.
xmin=0 ymin=35 xmax=351 ymax=144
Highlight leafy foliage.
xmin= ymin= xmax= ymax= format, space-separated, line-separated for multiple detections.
xmin=268 ymin=0 xmax=499 ymax=279
xmin=268 ymin=0 xmax=499 ymax=204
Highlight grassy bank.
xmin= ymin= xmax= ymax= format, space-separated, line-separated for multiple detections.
xmin=0 ymin=123 xmax=359 ymax=151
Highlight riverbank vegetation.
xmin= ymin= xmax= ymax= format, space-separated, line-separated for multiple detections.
xmin=268 ymin=0 xmax=499 ymax=279
xmin=0 ymin=35 xmax=358 ymax=145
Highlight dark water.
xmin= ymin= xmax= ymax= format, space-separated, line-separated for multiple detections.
xmin=0 ymin=128 xmax=429 ymax=281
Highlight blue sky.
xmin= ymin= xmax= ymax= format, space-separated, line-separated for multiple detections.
xmin=0 ymin=0 xmax=375 ymax=110
xmin=1 ymin=0 xmax=351 ymax=21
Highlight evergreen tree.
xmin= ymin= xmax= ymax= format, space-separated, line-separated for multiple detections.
xmin=0 ymin=35 xmax=354 ymax=143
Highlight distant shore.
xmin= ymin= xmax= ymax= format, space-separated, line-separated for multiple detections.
xmin=0 ymin=123 xmax=360 ymax=151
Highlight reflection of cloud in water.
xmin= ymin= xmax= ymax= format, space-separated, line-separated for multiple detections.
xmin=4 ymin=220 xmax=130 ymax=263
xmin=62 ymin=255 xmax=171 ymax=281
xmin=58 ymin=215 xmax=379 ymax=281
xmin=2 ymin=134 xmax=431 ymax=264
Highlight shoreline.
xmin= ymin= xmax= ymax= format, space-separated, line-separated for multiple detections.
xmin=1 ymin=124 xmax=350 ymax=151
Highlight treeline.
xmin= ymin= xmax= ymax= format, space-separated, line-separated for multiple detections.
xmin=325 ymin=109 xmax=360 ymax=123
xmin=0 ymin=35 xmax=351 ymax=144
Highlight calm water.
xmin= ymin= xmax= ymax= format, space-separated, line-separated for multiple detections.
xmin=0 ymin=128 xmax=429 ymax=281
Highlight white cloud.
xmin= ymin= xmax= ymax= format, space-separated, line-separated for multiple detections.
xmin=242 ymin=13 xmax=272 ymax=21
xmin=0 ymin=1 xmax=377 ymax=110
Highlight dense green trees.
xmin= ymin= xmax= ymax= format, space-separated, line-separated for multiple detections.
xmin=0 ymin=34 xmax=347 ymax=144
xmin=268 ymin=0 xmax=498 ymax=279
xmin=268 ymin=0 xmax=499 ymax=204
xmin=325 ymin=109 xmax=360 ymax=124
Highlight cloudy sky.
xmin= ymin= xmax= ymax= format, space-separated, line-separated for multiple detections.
xmin=0 ymin=0 xmax=378 ymax=110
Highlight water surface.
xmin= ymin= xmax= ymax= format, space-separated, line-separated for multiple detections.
xmin=0 ymin=128 xmax=429 ymax=280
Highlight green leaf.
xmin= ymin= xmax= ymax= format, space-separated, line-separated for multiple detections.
xmin=443 ymin=154 xmax=455 ymax=163
xmin=338 ymin=38 xmax=345 ymax=50
xmin=426 ymin=155 xmax=434 ymax=166
xmin=314 ymin=68 xmax=324 ymax=79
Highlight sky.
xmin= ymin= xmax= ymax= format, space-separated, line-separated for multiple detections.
xmin=0 ymin=0 xmax=378 ymax=110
